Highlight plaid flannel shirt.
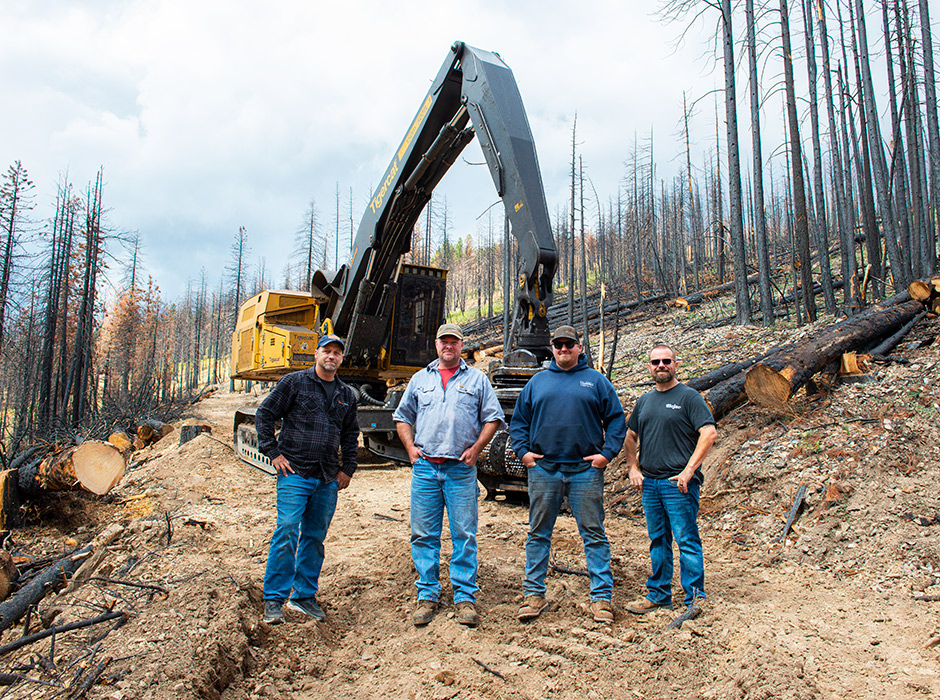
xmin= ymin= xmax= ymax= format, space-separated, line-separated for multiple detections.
xmin=255 ymin=367 xmax=359 ymax=482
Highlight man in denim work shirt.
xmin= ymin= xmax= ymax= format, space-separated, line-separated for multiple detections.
xmin=256 ymin=334 xmax=359 ymax=625
xmin=393 ymin=323 xmax=504 ymax=627
xmin=510 ymin=325 xmax=625 ymax=624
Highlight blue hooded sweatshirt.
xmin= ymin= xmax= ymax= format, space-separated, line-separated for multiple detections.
xmin=509 ymin=354 xmax=626 ymax=472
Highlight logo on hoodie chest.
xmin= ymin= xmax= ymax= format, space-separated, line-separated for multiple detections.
xmin=580 ymin=380 xmax=595 ymax=388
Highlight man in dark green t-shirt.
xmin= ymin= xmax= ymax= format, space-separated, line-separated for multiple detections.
xmin=624 ymin=344 xmax=717 ymax=613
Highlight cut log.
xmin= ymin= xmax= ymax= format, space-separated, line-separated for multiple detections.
xmin=0 ymin=470 xmax=19 ymax=530
xmin=0 ymin=547 xmax=91 ymax=632
xmin=108 ymin=431 xmax=133 ymax=455
xmin=702 ymin=371 xmax=750 ymax=420
xmin=744 ymin=297 xmax=923 ymax=411
xmin=137 ymin=419 xmax=173 ymax=447
xmin=868 ymin=310 xmax=927 ymax=356
xmin=908 ymin=279 xmax=932 ymax=302
xmin=24 ymin=441 xmax=126 ymax=496
xmin=179 ymin=424 xmax=211 ymax=446
xmin=687 ymin=343 xmax=793 ymax=392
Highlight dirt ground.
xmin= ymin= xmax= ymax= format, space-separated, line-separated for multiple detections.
xmin=1 ymin=303 xmax=940 ymax=699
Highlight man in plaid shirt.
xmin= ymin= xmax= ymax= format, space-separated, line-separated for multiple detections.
xmin=256 ymin=334 xmax=359 ymax=625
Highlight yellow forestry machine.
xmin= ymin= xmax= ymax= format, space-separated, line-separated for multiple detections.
xmin=231 ymin=42 xmax=557 ymax=498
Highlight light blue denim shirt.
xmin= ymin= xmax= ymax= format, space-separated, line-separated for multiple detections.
xmin=393 ymin=358 xmax=505 ymax=460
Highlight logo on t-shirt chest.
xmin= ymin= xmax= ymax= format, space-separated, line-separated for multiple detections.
xmin=665 ymin=403 xmax=683 ymax=411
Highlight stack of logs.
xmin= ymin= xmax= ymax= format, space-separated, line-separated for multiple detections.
xmin=908 ymin=276 xmax=940 ymax=315
xmin=1 ymin=419 xmax=179 ymax=530
xmin=691 ymin=282 xmax=937 ymax=420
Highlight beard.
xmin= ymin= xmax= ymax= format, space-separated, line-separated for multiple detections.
xmin=653 ymin=369 xmax=675 ymax=384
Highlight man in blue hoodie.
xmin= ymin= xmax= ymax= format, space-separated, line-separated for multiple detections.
xmin=510 ymin=325 xmax=626 ymax=623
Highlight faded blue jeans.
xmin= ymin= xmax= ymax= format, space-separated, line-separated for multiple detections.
xmin=641 ymin=477 xmax=705 ymax=607
xmin=263 ymin=473 xmax=338 ymax=602
xmin=410 ymin=457 xmax=479 ymax=604
xmin=524 ymin=464 xmax=612 ymax=601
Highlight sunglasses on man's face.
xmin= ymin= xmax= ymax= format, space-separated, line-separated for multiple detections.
xmin=552 ymin=340 xmax=577 ymax=350
xmin=649 ymin=358 xmax=673 ymax=366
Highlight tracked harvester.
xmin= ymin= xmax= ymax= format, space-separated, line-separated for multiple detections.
xmin=231 ymin=42 xmax=557 ymax=496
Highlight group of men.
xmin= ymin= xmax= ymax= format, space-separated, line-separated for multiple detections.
xmin=255 ymin=322 xmax=716 ymax=628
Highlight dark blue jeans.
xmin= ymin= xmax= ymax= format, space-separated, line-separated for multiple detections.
xmin=263 ymin=473 xmax=338 ymax=602
xmin=641 ymin=477 xmax=704 ymax=606
xmin=525 ymin=464 xmax=612 ymax=601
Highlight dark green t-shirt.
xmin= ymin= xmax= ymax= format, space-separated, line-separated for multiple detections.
xmin=626 ymin=383 xmax=715 ymax=484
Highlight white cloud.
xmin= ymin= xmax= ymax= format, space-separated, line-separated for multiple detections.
xmin=0 ymin=0 xmax=751 ymax=300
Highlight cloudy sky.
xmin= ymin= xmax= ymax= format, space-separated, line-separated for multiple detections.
xmin=2 ymin=0 xmax=735 ymax=300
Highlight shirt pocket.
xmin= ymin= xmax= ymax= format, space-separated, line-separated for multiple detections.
xmin=454 ymin=384 xmax=479 ymax=420
xmin=416 ymin=385 xmax=436 ymax=409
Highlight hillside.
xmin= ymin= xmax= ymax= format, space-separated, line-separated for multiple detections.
xmin=0 ymin=298 xmax=938 ymax=700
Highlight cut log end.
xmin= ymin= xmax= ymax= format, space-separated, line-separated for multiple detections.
xmin=73 ymin=442 xmax=126 ymax=495
xmin=745 ymin=364 xmax=794 ymax=410
xmin=908 ymin=280 xmax=932 ymax=302
xmin=36 ymin=441 xmax=126 ymax=496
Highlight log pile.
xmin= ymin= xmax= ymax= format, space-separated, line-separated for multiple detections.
xmin=697 ymin=292 xmax=928 ymax=419
xmin=907 ymin=276 xmax=940 ymax=315
xmin=136 ymin=419 xmax=173 ymax=449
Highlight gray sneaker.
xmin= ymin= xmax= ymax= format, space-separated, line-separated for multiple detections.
xmin=263 ymin=600 xmax=284 ymax=625
xmin=284 ymin=597 xmax=326 ymax=621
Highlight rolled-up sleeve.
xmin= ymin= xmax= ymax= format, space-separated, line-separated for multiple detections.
xmin=478 ymin=381 xmax=505 ymax=429
xmin=392 ymin=379 xmax=418 ymax=425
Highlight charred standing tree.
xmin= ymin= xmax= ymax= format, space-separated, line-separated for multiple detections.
xmin=720 ymin=0 xmax=751 ymax=324
xmin=802 ymin=0 xmax=836 ymax=314
xmin=919 ymin=0 xmax=940 ymax=267
xmin=817 ymin=0 xmax=857 ymax=311
xmin=781 ymin=0 xmax=816 ymax=322
xmin=853 ymin=0 xmax=908 ymax=290
xmin=745 ymin=0 xmax=774 ymax=325
xmin=744 ymin=295 xmax=923 ymax=409
xmin=0 ymin=161 xmax=33 ymax=354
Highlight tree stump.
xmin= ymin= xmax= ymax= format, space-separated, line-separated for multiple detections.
xmin=0 ymin=550 xmax=16 ymax=602
xmin=0 ymin=470 xmax=19 ymax=530
xmin=179 ymin=424 xmax=211 ymax=446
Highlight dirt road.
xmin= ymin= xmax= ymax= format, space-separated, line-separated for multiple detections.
xmin=3 ymin=310 xmax=940 ymax=699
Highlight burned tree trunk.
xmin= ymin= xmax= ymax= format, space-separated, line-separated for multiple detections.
xmin=0 ymin=547 xmax=91 ymax=632
xmin=744 ymin=296 xmax=923 ymax=409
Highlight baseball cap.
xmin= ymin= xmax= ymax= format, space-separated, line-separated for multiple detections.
xmin=317 ymin=334 xmax=346 ymax=350
xmin=436 ymin=323 xmax=464 ymax=340
xmin=551 ymin=325 xmax=579 ymax=343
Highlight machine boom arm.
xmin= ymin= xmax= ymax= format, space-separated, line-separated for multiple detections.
xmin=318 ymin=42 xmax=556 ymax=363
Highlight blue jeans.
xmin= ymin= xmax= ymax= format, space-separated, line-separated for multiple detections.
xmin=264 ymin=473 xmax=338 ymax=602
xmin=410 ymin=458 xmax=479 ymax=604
xmin=525 ymin=464 xmax=612 ymax=601
xmin=641 ymin=477 xmax=705 ymax=606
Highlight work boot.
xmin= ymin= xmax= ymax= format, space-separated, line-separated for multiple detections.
xmin=455 ymin=602 xmax=480 ymax=627
xmin=517 ymin=596 xmax=550 ymax=621
xmin=412 ymin=600 xmax=437 ymax=626
xmin=590 ymin=600 xmax=615 ymax=623
xmin=284 ymin=597 xmax=326 ymax=621
xmin=262 ymin=600 xmax=285 ymax=625
xmin=624 ymin=596 xmax=672 ymax=614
